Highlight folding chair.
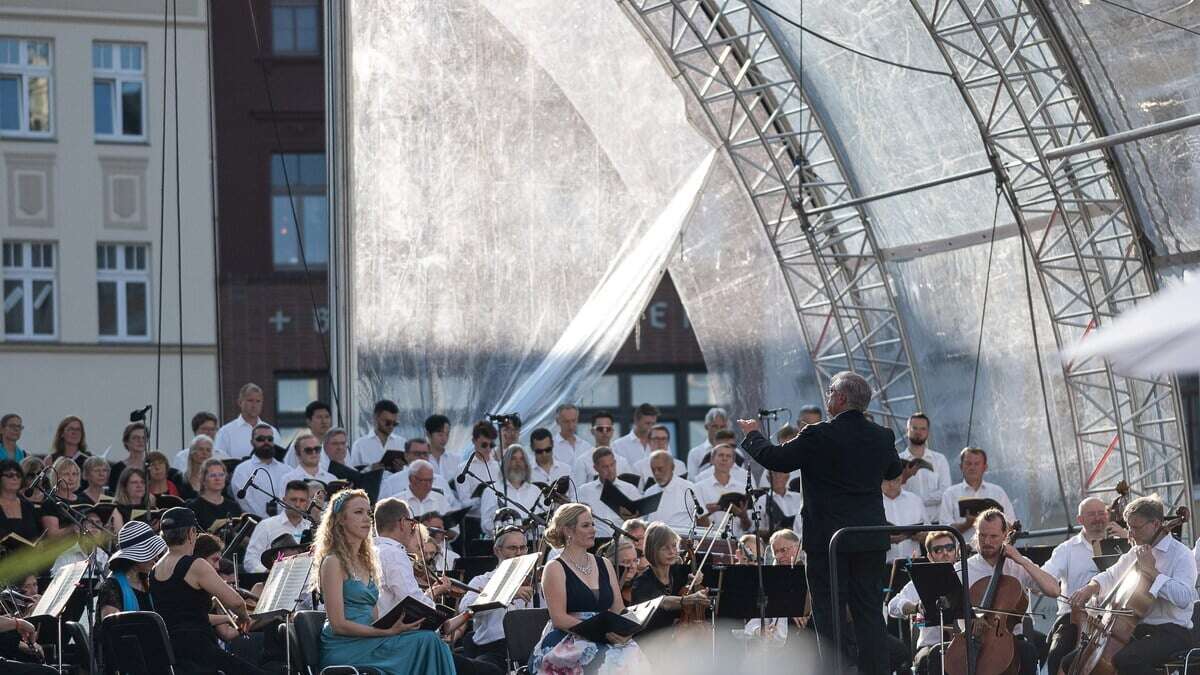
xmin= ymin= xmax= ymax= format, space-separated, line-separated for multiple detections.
xmin=100 ymin=611 xmax=176 ymax=675
xmin=502 ymin=608 xmax=550 ymax=673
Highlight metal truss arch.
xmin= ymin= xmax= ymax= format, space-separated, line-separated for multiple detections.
xmin=909 ymin=0 xmax=1191 ymax=513
xmin=620 ymin=0 xmax=924 ymax=434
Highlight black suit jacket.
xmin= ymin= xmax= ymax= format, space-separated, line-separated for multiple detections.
xmin=741 ymin=409 xmax=903 ymax=554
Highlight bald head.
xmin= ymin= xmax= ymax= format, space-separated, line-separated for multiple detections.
xmin=1076 ymin=497 xmax=1109 ymax=539
xmin=649 ymin=450 xmax=675 ymax=487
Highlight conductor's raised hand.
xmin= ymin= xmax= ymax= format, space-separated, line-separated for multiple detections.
xmin=736 ymin=419 xmax=760 ymax=434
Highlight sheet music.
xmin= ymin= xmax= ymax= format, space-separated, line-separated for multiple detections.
xmin=469 ymin=552 xmax=538 ymax=611
xmin=253 ymin=553 xmax=313 ymax=617
xmin=29 ymin=560 xmax=87 ymax=619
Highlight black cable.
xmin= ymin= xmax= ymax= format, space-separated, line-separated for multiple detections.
xmin=1018 ymin=210 xmax=1073 ymax=529
xmin=153 ymin=0 xmax=169 ymax=449
xmin=173 ymin=0 xmax=185 ymax=450
xmin=966 ymin=187 xmax=1002 ymax=446
xmin=245 ymin=0 xmax=343 ymax=424
xmin=752 ymin=0 xmax=953 ymax=78
xmin=1095 ymin=0 xmax=1200 ymax=40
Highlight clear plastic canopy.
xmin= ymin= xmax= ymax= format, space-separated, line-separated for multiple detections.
xmin=333 ymin=0 xmax=1199 ymax=532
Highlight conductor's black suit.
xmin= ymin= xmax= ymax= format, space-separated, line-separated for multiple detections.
xmin=741 ymin=408 xmax=904 ymax=674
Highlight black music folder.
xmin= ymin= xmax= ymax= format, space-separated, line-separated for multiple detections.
xmin=373 ymin=596 xmax=455 ymax=631
xmin=907 ymin=562 xmax=965 ymax=627
xmin=958 ymin=498 xmax=1003 ymax=519
xmin=599 ymin=482 xmax=662 ymax=519
xmin=568 ymin=597 xmax=663 ymax=643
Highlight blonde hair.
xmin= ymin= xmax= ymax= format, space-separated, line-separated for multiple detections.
xmin=643 ymin=522 xmax=680 ymax=567
xmin=545 ymin=502 xmax=590 ymax=548
xmin=51 ymin=456 xmax=80 ymax=491
xmin=311 ymin=489 xmax=379 ymax=589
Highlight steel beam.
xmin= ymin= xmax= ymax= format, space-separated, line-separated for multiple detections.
xmin=621 ymin=0 xmax=925 ymax=434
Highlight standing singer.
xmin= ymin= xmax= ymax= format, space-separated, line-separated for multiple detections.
xmin=738 ymin=370 xmax=913 ymax=674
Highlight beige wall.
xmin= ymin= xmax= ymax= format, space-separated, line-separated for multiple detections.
xmin=0 ymin=1 xmax=217 ymax=459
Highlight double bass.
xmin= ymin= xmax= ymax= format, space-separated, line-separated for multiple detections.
xmin=945 ymin=521 xmax=1026 ymax=675
xmin=1065 ymin=506 xmax=1189 ymax=675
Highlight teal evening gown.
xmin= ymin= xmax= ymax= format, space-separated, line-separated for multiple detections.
xmin=320 ymin=578 xmax=455 ymax=675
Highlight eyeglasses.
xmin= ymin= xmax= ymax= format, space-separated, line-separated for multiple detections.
xmin=534 ymin=448 xmax=554 ymax=455
xmin=301 ymin=446 xmax=322 ymax=454
xmin=592 ymin=425 xmax=613 ymax=432
xmin=254 ymin=435 xmax=274 ymax=443
xmin=928 ymin=543 xmax=956 ymax=554
xmin=478 ymin=441 xmax=494 ymax=449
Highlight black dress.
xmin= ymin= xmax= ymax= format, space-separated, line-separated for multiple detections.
xmin=186 ymin=496 xmax=241 ymax=531
xmin=0 ymin=497 xmax=42 ymax=543
xmin=629 ymin=567 xmax=681 ymax=633
xmin=560 ymin=555 xmax=613 ymax=612
xmin=150 ymin=555 xmax=267 ymax=675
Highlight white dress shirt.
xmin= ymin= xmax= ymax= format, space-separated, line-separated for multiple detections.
xmin=899 ymin=447 xmax=953 ymax=521
xmin=755 ymin=489 xmax=803 ymax=536
xmin=571 ymin=452 xmax=633 ymax=489
xmin=531 ymin=459 xmax=572 ymax=487
xmin=454 ymin=455 xmax=501 ymax=516
xmin=349 ymin=432 xmax=407 ymax=468
xmin=577 ymin=479 xmax=642 ymax=538
xmin=611 ymin=432 xmax=651 ymax=469
xmin=171 ymin=446 xmax=231 ymax=473
xmin=231 ymin=456 xmax=294 ymax=519
xmin=886 ymin=580 xmax=943 ymax=647
xmin=394 ymin=489 xmax=453 ymax=518
xmin=281 ymin=465 xmax=338 ymax=489
xmin=882 ymin=489 xmax=926 ymax=562
xmin=694 ymin=473 xmax=750 ymax=536
xmin=956 ymin=555 xmax=1039 ymax=634
xmin=213 ymin=416 xmax=279 ymax=460
xmin=1091 ymin=534 xmax=1197 ymax=628
xmin=692 ymin=464 xmax=752 ymax=488
xmin=938 ymin=480 xmax=1016 ymax=543
xmin=633 ymin=456 xmax=687 ymax=487
xmin=1041 ymin=532 xmax=1102 ymax=616
xmin=459 ymin=566 xmax=531 ymax=645
xmin=480 ymin=481 xmax=543 ymax=535
xmin=686 ymin=440 xmax=713 ymax=481
xmin=376 ymin=536 xmax=434 ymax=611
xmin=379 ymin=470 xmax=460 ymax=511
xmin=643 ymin=477 xmax=697 ymax=534
xmin=243 ymin=513 xmax=311 ymax=573
xmin=552 ymin=432 xmax=592 ymax=467
xmin=429 ymin=450 xmax=458 ymax=479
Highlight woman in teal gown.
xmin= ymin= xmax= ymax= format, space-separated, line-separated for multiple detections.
xmin=313 ymin=489 xmax=455 ymax=675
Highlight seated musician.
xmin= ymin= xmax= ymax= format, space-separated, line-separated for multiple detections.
xmin=734 ymin=533 xmax=759 ymax=564
xmin=528 ymin=503 xmax=647 ymax=673
xmin=887 ymin=531 xmax=962 ymax=674
xmin=628 ymin=522 xmax=708 ymax=634
xmin=459 ymin=525 xmax=534 ymax=673
xmin=418 ymin=512 xmax=460 ymax=572
xmin=937 ymin=448 xmax=1015 ymax=543
xmin=1041 ymin=497 xmax=1128 ymax=675
xmin=1065 ymin=496 xmax=1197 ymax=675
xmin=641 ymin=452 xmax=697 ymax=534
xmin=480 ymin=445 xmax=542 ymax=535
xmin=185 ymin=458 xmax=242 ymax=532
xmin=743 ymin=529 xmax=805 ymax=642
xmin=578 ymin=447 xmax=642 ymax=538
xmin=0 ymin=614 xmax=53 ymax=675
xmin=96 ymin=522 xmax=167 ymax=670
xmin=693 ymin=444 xmax=752 ymax=534
xmin=150 ymin=507 xmax=268 ymax=675
xmin=754 ymin=470 xmax=802 ymax=533
xmin=959 ymin=508 xmax=1061 ymax=675
xmin=612 ymin=538 xmax=640 ymax=596
xmin=243 ymin=480 xmax=312 ymax=574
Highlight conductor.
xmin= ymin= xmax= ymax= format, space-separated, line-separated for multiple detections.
xmin=738 ymin=371 xmax=912 ymax=674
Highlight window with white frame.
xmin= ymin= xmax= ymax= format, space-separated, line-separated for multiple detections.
xmin=0 ymin=37 xmax=52 ymax=137
xmin=272 ymin=0 xmax=320 ymax=56
xmin=92 ymin=43 xmax=145 ymax=140
xmin=271 ymin=153 xmax=328 ymax=269
xmin=96 ymin=243 xmax=150 ymax=340
xmin=2 ymin=242 xmax=56 ymax=339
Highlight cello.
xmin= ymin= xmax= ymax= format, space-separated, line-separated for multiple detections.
xmin=944 ymin=521 xmax=1026 ymax=675
xmin=1065 ymin=506 xmax=1188 ymax=675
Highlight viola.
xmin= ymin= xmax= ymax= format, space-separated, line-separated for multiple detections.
xmin=1065 ymin=507 xmax=1188 ymax=675
xmin=945 ymin=521 xmax=1026 ymax=675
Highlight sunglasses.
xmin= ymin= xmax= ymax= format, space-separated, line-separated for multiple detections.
xmin=254 ymin=435 xmax=274 ymax=443
xmin=478 ymin=441 xmax=494 ymax=448
xmin=534 ymin=448 xmax=554 ymax=455
xmin=928 ymin=543 xmax=956 ymax=554
xmin=301 ymin=446 xmax=322 ymax=454
xmin=592 ymin=425 xmax=613 ymax=432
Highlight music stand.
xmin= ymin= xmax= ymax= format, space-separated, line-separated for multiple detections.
xmin=28 ymin=559 xmax=88 ymax=672
xmin=908 ymin=561 xmax=965 ymax=674
xmin=713 ymin=565 xmax=808 ymax=619
xmin=468 ymin=552 xmax=538 ymax=611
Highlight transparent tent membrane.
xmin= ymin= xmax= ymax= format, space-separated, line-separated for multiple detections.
xmin=333 ymin=0 xmax=1198 ymax=532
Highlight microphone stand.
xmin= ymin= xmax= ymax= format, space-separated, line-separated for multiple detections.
xmin=461 ymin=468 xmax=546 ymax=529
xmin=241 ymin=476 xmax=320 ymax=525
xmin=35 ymin=480 xmax=101 ymax=675
xmin=745 ymin=469 xmax=769 ymax=657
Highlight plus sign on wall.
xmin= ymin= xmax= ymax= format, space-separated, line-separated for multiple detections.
xmin=268 ymin=309 xmax=292 ymax=333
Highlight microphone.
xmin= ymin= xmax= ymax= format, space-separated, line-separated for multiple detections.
xmin=737 ymin=540 xmax=757 ymax=562
xmin=757 ymin=407 xmax=786 ymax=417
xmin=688 ymin=489 xmax=705 ymax=518
xmin=746 ymin=486 xmax=770 ymax=499
xmin=129 ymin=405 xmax=152 ymax=422
xmin=22 ymin=466 xmax=48 ymax=499
xmin=455 ymin=462 xmax=472 ymax=485
xmin=236 ymin=472 xmax=256 ymax=500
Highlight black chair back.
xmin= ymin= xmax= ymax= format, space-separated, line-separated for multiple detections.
xmin=101 ymin=611 xmax=175 ymax=675
xmin=293 ymin=610 xmax=326 ymax=673
xmin=502 ymin=608 xmax=549 ymax=670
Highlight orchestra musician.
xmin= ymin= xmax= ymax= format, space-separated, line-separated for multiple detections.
xmin=641 ymin=451 xmax=697 ymax=534
xmin=1041 ymin=497 xmax=1128 ymax=674
xmin=150 ymin=507 xmax=267 ymax=675
xmin=886 ymin=531 xmax=962 ymax=675
xmin=97 ymin=522 xmax=167 ymax=670
xmin=418 ymin=512 xmax=460 ymax=572
xmin=528 ymin=503 xmax=647 ymax=673
xmin=481 ymin=445 xmax=542 ymax=535
xmin=316 ymin=490 xmax=456 ymax=674
xmin=743 ymin=529 xmax=805 ymax=642
xmin=956 ymin=509 xmax=1061 ymax=675
xmin=938 ymin=447 xmax=1015 ymax=543
xmin=693 ymin=444 xmax=752 ymax=534
xmin=0 ymin=614 xmax=53 ymax=675
xmin=628 ymin=522 xmax=708 ymax=634
xmin=738 ymin=371 xmax=914 ymax=675
xmin=459 ymin=525 xmax=534 ymax=673
xmin=242 ymin=480 xmax=312 ymax=574
xmin=1064 ymin=496 xmax=1198 ymax=675
xmin=577 ymin=447 xmax=641 ymax=539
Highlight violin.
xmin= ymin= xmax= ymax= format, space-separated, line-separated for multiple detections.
xmin=945 ymin=521 xmax=1026 ymax=675
xmin=675 ymin=508 xmax=732 ymax=631
xmin=1066 ymin=506 xmax=1188 ymax=675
